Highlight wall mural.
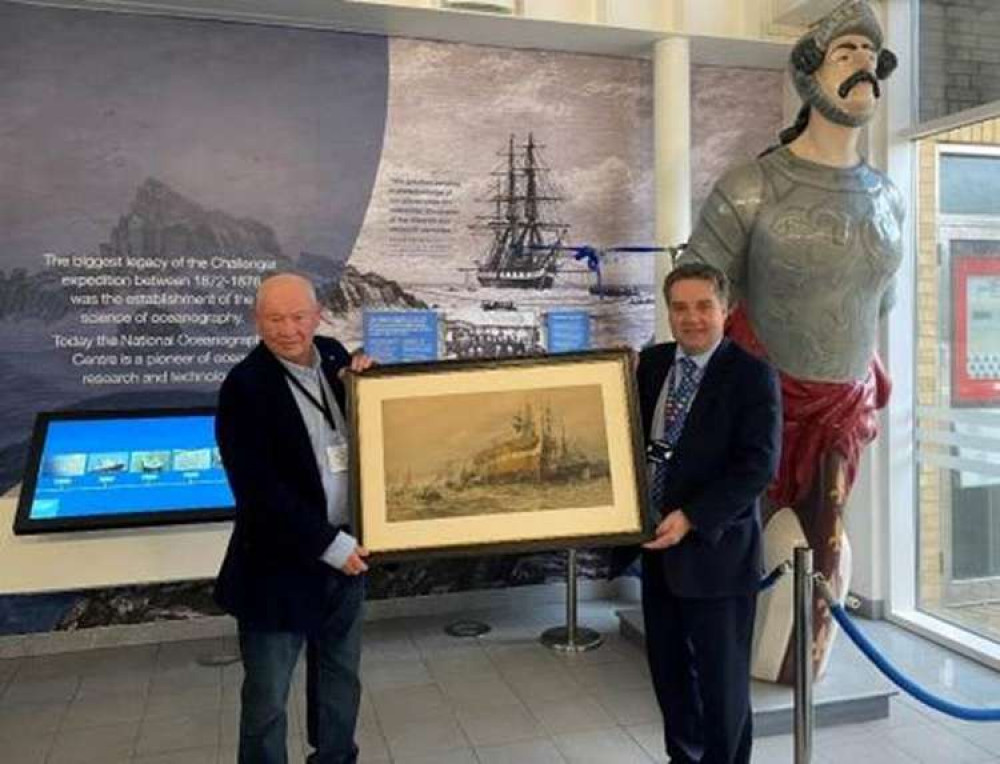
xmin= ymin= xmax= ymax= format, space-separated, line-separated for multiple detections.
xmin=0 ymin=2 xmax=782 ymax=634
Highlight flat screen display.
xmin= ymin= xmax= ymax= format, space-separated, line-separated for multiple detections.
xmin=13 ymin=408 xmax=235 ymax=534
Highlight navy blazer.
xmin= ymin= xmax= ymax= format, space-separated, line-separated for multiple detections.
xmin=214 ymin=336 xmax=353 ymax=633
xmin=636 ymin=338 xmax=781 ymax=598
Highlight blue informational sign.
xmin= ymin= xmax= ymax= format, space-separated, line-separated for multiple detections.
xmin=363 ymin=310 xmax=439 ymax=363
xmin=546 ymin=310 xmax=591 ymax=353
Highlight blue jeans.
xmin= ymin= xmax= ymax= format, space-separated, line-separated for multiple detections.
xmin=238 ymin=574 xmax=363 ymax=764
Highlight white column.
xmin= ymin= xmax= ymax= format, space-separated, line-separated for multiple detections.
xmin=653 ymin=37 xmax=692 ymax=341
xmin=882 ymin=0 xmax=917 ymax=620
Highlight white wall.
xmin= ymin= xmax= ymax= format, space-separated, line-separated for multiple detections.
xmin=0 ymin=498 xmax=229 ymax=595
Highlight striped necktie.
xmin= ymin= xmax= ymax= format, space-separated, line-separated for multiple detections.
xmin=649 ymin=356 xmax=700 ymax=511
xmin=662 ymin=356 xmax=700 ymax=448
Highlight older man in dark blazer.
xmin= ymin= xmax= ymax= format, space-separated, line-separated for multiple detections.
xmin=214 ymin=272 xmax=373 ymax=764
xmin=637 ymin=262 xmax=781 ymax=764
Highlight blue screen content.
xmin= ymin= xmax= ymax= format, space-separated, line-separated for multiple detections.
xmin=29 ymin=416 xmax=234 ymax=521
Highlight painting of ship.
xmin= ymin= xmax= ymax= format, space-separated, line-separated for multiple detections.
xmin=473 ymin=133 xmax=569 ymax=290
xmin=468 ymin=401 xmax=604 ymax=486
xmin=383 ymin=387 xmax=612 ymax=523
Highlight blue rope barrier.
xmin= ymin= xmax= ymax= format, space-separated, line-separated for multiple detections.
xmin=758 ymin=560 xmax=790 ymax=592
xmin=826 ymin=596 xmax=1000 ymax=721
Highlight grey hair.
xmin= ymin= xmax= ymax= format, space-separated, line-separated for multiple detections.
xmin=254 ymin=271 xmax=318 ymax=311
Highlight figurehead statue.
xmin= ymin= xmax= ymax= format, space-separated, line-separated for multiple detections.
xmin=678 ymin=0 xmax=904 ymax=684
xmin=788 ymin=0 xmax=897 ymax=131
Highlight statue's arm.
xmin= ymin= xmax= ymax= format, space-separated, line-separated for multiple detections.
xmin=878 ymin=179 xmax=907 ymax=317
xmin=879 ymin=278 xmax=896 ymax=316
xmin=678 ymin=161 xmax=767 ymax=301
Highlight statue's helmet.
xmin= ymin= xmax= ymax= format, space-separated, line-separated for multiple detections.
xmin=789 ymin=0 xmax=897 ymax=127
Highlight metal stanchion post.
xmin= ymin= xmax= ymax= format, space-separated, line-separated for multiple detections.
xmin=540 ymin=548 xmax=603 ymax=653
xmin=794 ymin=546 xmax=814 ymax=764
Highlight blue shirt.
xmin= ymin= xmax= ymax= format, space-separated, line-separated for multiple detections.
xmin=277 ymin=349 xmax=357 ymax=570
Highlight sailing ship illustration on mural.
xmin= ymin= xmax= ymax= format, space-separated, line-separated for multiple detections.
xmin=473 ymin=133 xmax=569 ymax=290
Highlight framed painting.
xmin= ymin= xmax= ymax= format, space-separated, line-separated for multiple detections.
xmin=347 ymin=349 xmax=651 ymax=560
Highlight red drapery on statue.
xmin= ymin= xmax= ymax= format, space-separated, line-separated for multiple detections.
xmin=726 ymin=304 xmax=891 ymax=506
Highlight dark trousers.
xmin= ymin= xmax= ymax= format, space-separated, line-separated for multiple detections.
xmin=237 ymin=575 xmax=364 ymax=764
xmin=642 ymin=562 xmax=756 ymax=764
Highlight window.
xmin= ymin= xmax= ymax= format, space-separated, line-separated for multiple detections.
xmin=914 ymin=136 xmax=1000 ymax=645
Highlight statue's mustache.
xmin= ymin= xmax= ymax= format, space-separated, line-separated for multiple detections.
xmin=838 ymin=70 xmax=880 ymax=99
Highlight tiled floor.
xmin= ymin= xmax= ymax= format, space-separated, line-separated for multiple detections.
xmin=1 ymin=598 xmax=998 ymax=763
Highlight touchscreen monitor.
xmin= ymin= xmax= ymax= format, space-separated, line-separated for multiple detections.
xmin=13 ymin=408 xmax=235 ymax=534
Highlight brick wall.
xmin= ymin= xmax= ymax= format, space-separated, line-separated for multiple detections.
xmin=919 ymin=0 xmax=1000 ymax=121
xmin=916 ymin=137 xmax=943 ymax=605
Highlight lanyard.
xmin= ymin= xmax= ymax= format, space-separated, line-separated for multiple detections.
xmin=281 ymin=366 xmax=338 ymax=432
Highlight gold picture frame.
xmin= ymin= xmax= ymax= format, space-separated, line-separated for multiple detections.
xmin=347 ymin=349 xmax=651 ymax=561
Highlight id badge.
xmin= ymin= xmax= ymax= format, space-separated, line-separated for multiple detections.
xmin=326 ymin=443 xmax=349 ymax=473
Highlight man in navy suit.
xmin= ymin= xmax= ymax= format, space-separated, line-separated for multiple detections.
xmin=214 ymin=272 xmax=374 ymax=764
xmin=638 ymin=263 xmax=780 ymax=764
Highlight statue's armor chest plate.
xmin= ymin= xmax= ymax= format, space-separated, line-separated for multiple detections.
xmin=745 ymin=153 xmax=903 ymax=381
